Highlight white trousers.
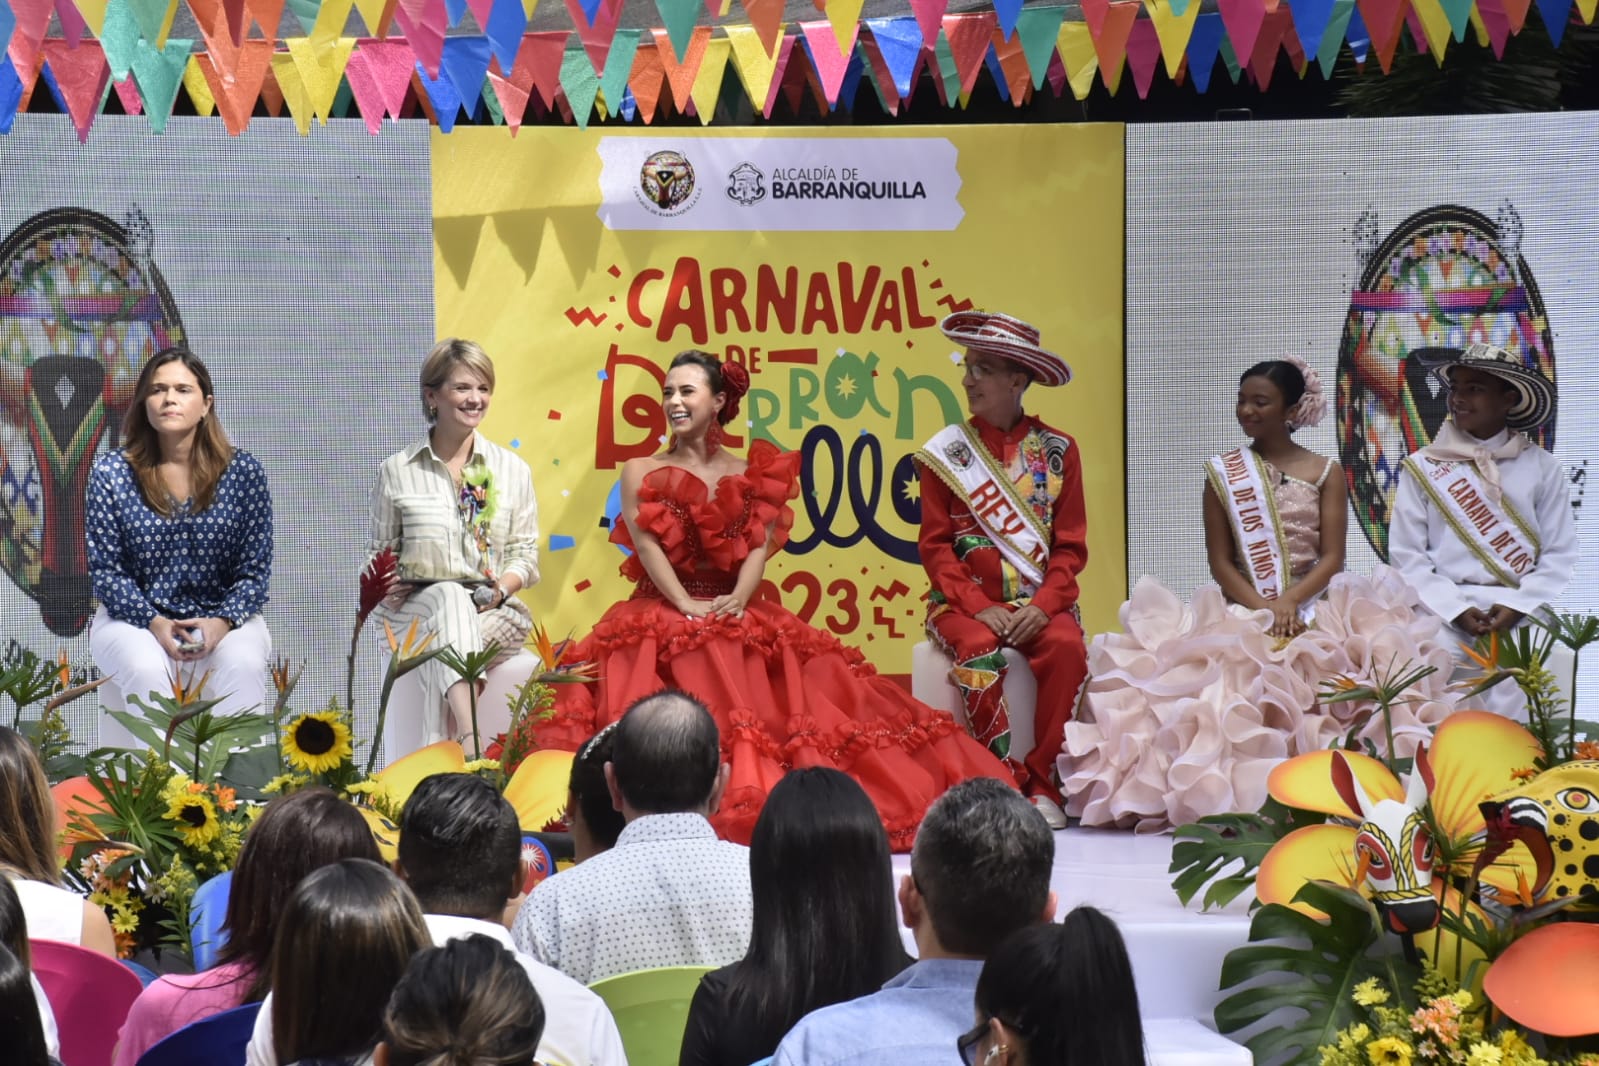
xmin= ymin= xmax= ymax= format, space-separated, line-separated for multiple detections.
xmin=90 ymin=607 xmax=272 ymax=748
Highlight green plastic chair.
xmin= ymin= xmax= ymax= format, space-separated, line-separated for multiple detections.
xmin=587 ymin=965 xmax=714 ymax=1066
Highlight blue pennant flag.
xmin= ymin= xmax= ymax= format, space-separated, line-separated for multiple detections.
xmin=864 ymin=16 xmax=922 ymax=99
xmin=484 ymin=0 xmax=529 ymax=70
xmin=1535 ymin=0 xmax=1570 ymax=46
xmin=983 ymin=43 xmax=1009 ymax=102
xmin=442 ymin=34 xmax=493 ymax=117
xmin=992 ymin=0 xmax=1024 ymax=39
xmin=1186 ymin=12 xmax=1226 ymax=93
xmin=415 ymin=60 xmax=465 ymax=131
xmin=1287 ymin=0 xmax=1337 ymax=60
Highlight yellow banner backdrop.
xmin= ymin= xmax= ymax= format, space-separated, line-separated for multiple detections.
xmin=432 ymin=124 xmax=1126 ymax=675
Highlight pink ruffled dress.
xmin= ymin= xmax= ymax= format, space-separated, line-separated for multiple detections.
xmin=1059 ymin=459 xmax=1462 ymax=832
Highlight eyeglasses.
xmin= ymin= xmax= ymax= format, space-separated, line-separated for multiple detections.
xmin=956 ymin=1022 xmax=987 ymax=1066
xmin=961 ymin=360 xmax=1010 ymax=381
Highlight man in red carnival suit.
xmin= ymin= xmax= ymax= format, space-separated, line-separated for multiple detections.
xmin=916 ymin=310 xmax=1088 ymax=828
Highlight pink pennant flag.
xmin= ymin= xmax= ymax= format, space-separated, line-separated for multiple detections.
xmin=799 ymin=19 xmax=857 ymax=104
xmin=1476 ymin=0 xmax=1513 ymax=54
xmin=112 ymin=74 xmax=144 ymax=112
xmin=1247 ymin=5 xmax=1293 ymax=87
xmin=940 ymin=10 xmax=996 ymax=95
xmin=56 ymin=0 xmax=89 ymax=48
xmin=7 ymin=0 xmax=57 ymax=51
xmin=485 ymin=70 xmax=528 ymax=131
xmin=1216 ymin=0 xmax=1267 ymax=60
xmin=1045 ymin=46 xmax=1067 ymax=95
xmin=761 ymin=32 xmax=795 ymax=117
xmin=393 ymin=0 xmax=448 ymax=75
xmin=41 ymin=39 xmax=109 ymax=140
xmin=466 ymin=0 xmax=492 ymax=29
xmin=909 ymin=0 xmax=949 ymax=52
xmin=344 ymin=37 xmax=418 ymax=131
xmin=1124 ymin=16 xmax=1162 ymax=97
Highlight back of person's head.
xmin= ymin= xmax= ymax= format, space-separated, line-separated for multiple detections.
xmin=269 ymin=858 xmax=430 ymax=1064
xmin=0 ymin=877 xmax=30 ymax=969
xmin=0 ymin=726 xmax=59 ymax=885
xmin=730 ymin=768 xmax=908 ymax=1051
xmin=0 ymin=943 xmax=49 ymax=1066
xmin=568 ymin=724 xmax=624 ymax=858
xmin=974 ymin=909 xmax=1146 ymax=1066
xmin=909 ymin=779 xmax=1053 ymax=956
xmin=399 ymin=773 xmax=521 ymax=920
xmin=609 ymin=690 xmax=721 ymax=814
xmin=377 ymin=934 xmax=545 ymax=1066
xmin=221 ymin=787 xmax=383 ymax=997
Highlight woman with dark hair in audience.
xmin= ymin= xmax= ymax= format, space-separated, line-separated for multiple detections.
xmin=568 ymin=724 xmax=624 ymax=862
xmin=679 ymin=767 xmax=910 ymax=1066
xmin=86 ymin=346 xmax=274 ymax=742
xmin=957 ymin=907 xmax=1146 ymax=1066
xmin=375 ymin=934 xmax=545 ymax=1066
xmin=0 ymin=726 xmax=116 ymax=957
xmin=0 ymin=942 xmax=56 ymax=1066
xmin=0 ymin=876 xmax=59 ymax=1062
xmin=114 ymin=787 xmax=383 ymax=1065
xmin=246 ymin=858 xmax=431 ymax=1066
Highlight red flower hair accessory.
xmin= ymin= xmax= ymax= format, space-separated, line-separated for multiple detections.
xmin=719 ymin=360 xmax=750 ymax=425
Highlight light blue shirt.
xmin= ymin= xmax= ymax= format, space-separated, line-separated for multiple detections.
xmin=772 ymin=958 xmax=982 ymax=1066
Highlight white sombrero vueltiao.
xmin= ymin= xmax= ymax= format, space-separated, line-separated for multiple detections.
xmin=1416 ymin=343 xmax=1556 ymax=432
xmin=940 ymin=310 xmax=1073 ymax=388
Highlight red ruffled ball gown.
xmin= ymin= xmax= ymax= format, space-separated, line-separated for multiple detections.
xmin=532 ymin=441 xmax=1013 ymax=850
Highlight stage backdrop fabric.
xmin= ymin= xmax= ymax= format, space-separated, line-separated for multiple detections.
xmin=432 ymin=124 xmax=1128 ymax=674
xmin=0 ymin=116 xmax=433 ymax=746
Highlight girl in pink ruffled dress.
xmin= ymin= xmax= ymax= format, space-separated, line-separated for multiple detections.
xmin=1059 ymin=359 xmax=1461 ymax=831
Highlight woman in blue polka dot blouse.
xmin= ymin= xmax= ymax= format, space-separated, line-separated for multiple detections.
xmin=85 ymin=348 xmax=273 ymax=743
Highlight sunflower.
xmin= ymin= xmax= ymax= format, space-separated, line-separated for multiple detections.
xmin=164 ymin=791 xmax=221 ymax=847
xmin=282 ymin=710 xmax=353 ymax=774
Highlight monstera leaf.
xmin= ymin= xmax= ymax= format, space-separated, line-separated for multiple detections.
xmin=1214 ymin=881 xmax=1422 ymax=1064
xmin=1170 ymin=798 xmax=1324 ymax=911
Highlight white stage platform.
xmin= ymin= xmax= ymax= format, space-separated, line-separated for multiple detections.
xmin=891 ymin=827 xmax=1255 ymax=1066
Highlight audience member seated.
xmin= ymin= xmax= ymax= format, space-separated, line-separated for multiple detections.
xmin=397 ymin=773 xmax=626 ymax=1066
xmin=679 ymin=768 xmax=910 ymax=1066
xmin=958 ymin=908 xmax=1146 ymax=1066
xmin=0 ymin=942 xmax=58 ymax=1066
xmin=246 ymin=859 xmax=430 ymax=1066
xmin=0 ymin=727 xmax=115 ymax=957
xmin=772 ymin=778 xmax=1055 ymax=1066
xmin=512 ymin=690 xmax=752 ymax=984
xmin=0 ymin=877 xmax=59 ymax=1060
xmin=115 ymin=787 xmax=382 ymax=1065
xmin=568 ymin=725 xmax=625 ymax=862
xmin=375 ymin=935 xmax=545 ymax=1066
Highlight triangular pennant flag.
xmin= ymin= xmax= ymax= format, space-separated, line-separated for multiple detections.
xmin=864 ymin=16 xmax=921 ymax=96
xmin=1500 ymin=0 xmax=1532 ymax=31
xmin=1354 ymin=0 xmax=1407 ymax=71
xmin=478 ymin=70 xmax=503 ymax=120
xmin=1055 ymin=20 xmax=1099 ymax=98
xmin=655 ymin=0 xmax=699 ymax=61
xmin=393 ymin=0 xmax=448 ymax=74
xmin=567 ymin=0 xmax=600 ymax=24
xmin=414 ymin=56 xmax=465 ymax=128
xmin=824 ymin=0 xmax=867 ymax=53
xmin=258 ymin=61 xmax=287 ymax=114
xmin=180 ymin=51 xmax=216 ymax=114
xmin=351 ymin=0 xmax=396 ymax=35
xmin=799 ymin=19 xmax=857 ymax=104
xmin=982 ymin=43 xmax=1011 ymax=101
xmin=761 ymin=32 xmax=796 ymax=116
xmin=626 ymin=36 xmax=665 ymax=119
xmin=1403 ymin=4 xmax=1430 ymax=53
xmin=1185 ymin=9 xmax=1224 ymax=89
xmin=940 ymin=11 xmax=997 ymax=95
xmin=1216 ymin=0 xmax=1267 ymax=59
xmin=57 ymin=0 xmax=90 ymax=47
xmin=558 ymin=39 xmax=600 ymax=125
xmin=0 ymin=3 xmax=13 ymax=57
xmin=194 ymin=39 xmax=273 ymax=132
xmin=1123 ymin=16 xmax=1162 ymax=95
xmin=597 ymin=25 xmax=638 ymax=112
xmin=9 ymin=38 xmax=44 ymax=96
xmin=1409 ymin=0 xmax=1451 ymax=58
xmin=741 ymin=0 xmax=785 ymax=54
xmin=513 ymin=30 xmax=569 ymax=108
xmin=909 ymin=0 xmax=948 ymax=51
xmin=930 ymin=35 xmax=958 ymax=105
xmin=441 ymin=0 xmax=464 ymax=27
xmin=779 ymin=31 xmax=816 ymax=113
xmin=655 ymin=24 xmax=710 ymax=108
xmin=187 ymin=0 xmax=239 ymax=56
xmin=7 ymin=0 xmax=56 ymax=51
xmin=222 ymin=0 xmax=248 ymax=45
xmin=288 ymin=0 xmax=320 ymax=33
xmin=286 ymin=34 xmax=354 ymax=121
xmin=856 ymin=36 xmax=897 ymax=111
xmin=343 ymin=37 xmax=415 ymax=130
xmin=567 ymin=0 xmax=622 ymax=72
xmin=269 ymin=51 xmax=315 ymax=131
xmin=246 ymin=0 xmax=288 ymax=42
xmin=441 ymin=32 xmax=492 ymax=107
xmin=1247 ymin=4 xmax=1293 ymax=86
xmin=1014 ymin=5 xmax=1066 ymax=87
xmin=1043 ymin=36 xmax=1066 ymax=93
xmin=1474 ymin=0 xmax=1513 ymax=49
xmin=1316 ymin=0 xmax=1355 ymax=70
xmin=41 ymin=40 xmax=110 ymax=142
xmin=725 ymin=22 xmax=782 ymax=110
xmin=1578 ymin=0 xmax=1596 ymax=24
xmin=1535 ymin=0 xmax=1570 ymax=42
xmin=100 ymin=0 xmax=141 ymax=79
xmin=1438 ymin=0 xmax=1471 ymax=37
xmin=1217 ymin=26 xmax=1243 ymax=78
xmin=837 ymin=42 xmax=864 ymax=107
xmin=0 ymin=60 xmax=24 ymax=132
xmin=485 ymin=67 xmax=528 ymax=129
xmin=1286 ymin=0 xmax=1336 ymax=55
xmin=483 ymin=0 xmax=526 ymax=68
xmin=992 ymin=0 xmax=1025 ymax=38
xmin=1144 ymin=0 xmax=1199 ymax=76
xmin=990 ymin=25 xmax=1032 ymax=100
xmin=307 ymin=0 xmax=351 ymax=43
xmin=687 ymin=33 xmax=727 ymax=122
xmin=1086 ymin=0 xmax=1139 ymax=90
xmin=111 ymin=73 xmax=142 ymax=110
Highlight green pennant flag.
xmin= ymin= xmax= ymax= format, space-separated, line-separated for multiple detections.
xmin=934 ymin=29 xmax=961 ymax=103
xmin=479 ymin=73 xmax=505 ymax=122
xmin=100 ymin=0 xmax=141 ymax=80
xmin=655 ymin=0 xmax=698 ymax=62
xmin=560 ymin=40 xmax=601 ymax=127
xmin=129 ymin=36 xmax=190 ymax=133
xmin=1217 ymin=32 xmax=1242 ymax=81
xmin=125 ymin=0 xmax=174 ymax=47
xmin=1317 ymin=0 xmax=1356 ymax=77
xmin=331 ymin=75 xmax=353 ymax=116
xmin=1014 ymin=5 xmax=1066 ymax=90
xmin=598 ymin=26 xmax=639 ymax=114
xmin=288 ymin=0 xmax=322 ymax=33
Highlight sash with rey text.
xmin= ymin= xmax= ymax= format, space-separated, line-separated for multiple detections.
xmin=917 ymin=423 xmax=1053 ymax=587
xmin=1401 ymin=455 xmax=1540 ymax=588
xmin=1205 ymin=448 xmax=1295 ymax=604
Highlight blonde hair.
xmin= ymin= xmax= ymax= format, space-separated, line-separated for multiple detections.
xmin=123 ymin=348 xmax=234 ymax=517
xmin=0 ymin=727 xmax=60 ymax=885
xmin=420 ymin=339 xmax=496 ymax=423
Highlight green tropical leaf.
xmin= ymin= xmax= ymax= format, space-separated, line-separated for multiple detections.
xmin=1170 ymin=799 xmax=1320 ymax=911
xmin=1214 ymin=881 xmax=1421 ymax=1064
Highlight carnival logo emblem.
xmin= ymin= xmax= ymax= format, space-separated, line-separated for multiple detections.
xmin=637 ymin=150 xmax=698 ymax=216
xmin=727 ymin=163 xmax=766 ymax=206
xmin=944 ymin=440 xmax=975 ymax=471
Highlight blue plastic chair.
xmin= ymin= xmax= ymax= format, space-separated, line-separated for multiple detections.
xmin=189 ymin=870 xmax=234 ymax=970
xmin=135 ymin=1000 xmax=261 ymax=1066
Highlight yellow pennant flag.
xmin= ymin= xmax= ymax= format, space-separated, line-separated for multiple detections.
xmin=1578 ymin=0 xmax=1596 ymax=23
xmin=1056 ymin=21 xmax=1099 ymax=101
xmin=823 ymin=0 xmax=866 ymax=55
xmin=352 ymin=0 xmax=396 ymax=36
xmin=522 ymin=0 xmax=539 ymax=17
xmin=182 ymin=54 xmax=217 ymax=116
xmin=269 ymin=53 xmax=315 ymax=134
xmin=690 ymin=36 xmax=731 ymax=124
xmin=286 ymin=35 xmax=356 ymax=123
xmin=1143 ymin=0 xmax=1199 ymax=78
xmin=725 ymin=24 xmax=783 ymax=112
xmin=309 ymin=0 xmax=355 ymax=45
xmin=1409 ymin=0 xmax=1453 ymax=62
xmin=74 ymin=0 xmax=111 ymax=35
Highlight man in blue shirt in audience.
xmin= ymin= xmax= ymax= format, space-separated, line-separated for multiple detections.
xmin=772 ymin=778 xmax=1056 ymax=1065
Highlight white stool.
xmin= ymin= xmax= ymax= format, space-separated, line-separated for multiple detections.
xmin=910 ymin=641 xmax=1037 ymax=760
xmin=382 ymin=649 xmax=541 ymax=765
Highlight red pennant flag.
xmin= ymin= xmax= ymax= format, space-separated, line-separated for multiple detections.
xmin=857 ymin=32 xmax=900 ymax=111
xmin=258 ymin=60 xmax=286 ymax=114
xmin=41 ymin=40 xmax=109 ymax=141
xmin=940 ymin=11 xmax=996 ymax=95
xmin=8 ymin=0 xmax=58 ymax=51
xmin=1087 ymin=0 xmax=1139 ymax=89
xmin=224 ymin=0 xmax=248 ymax=44
xmin=655 ymin=25 xmax=710 ymax=109
xmin=627 ymin=40 xmax=666 ymax=120
xmin=247 ymin=0 xmax=289 ymax=43
xmin=9 ymin=37 xmax=45 ymax=94
xmin=799 ymin=19 xmax=856 ymax=105
xmin=1216 ymin=0 xmax=1267 ymax=61
xmin=741 ymin=0 xmax=785 ymax=55
xmin=485 ymin=70 xmax=528 ymax=131
xmin=195 ymin=39 xmax=274 ymax=133
xmin=1501 ymin=0 xmax=1533 ymax=31
xmin=990 ymin=24 xmax=1032 ymax=103
xmin=909 ymin=0 xmax=948 ymax=51
xmin=344 ymin=38 xmax=417 ymax=131
xmin=566 ymin=0 xmax=623 ymax=73
xmin=778 ymin=31 xmax=818 ymax=114
xmin=509 ymin=30 xmax=569 ymax=109
xmin=1045 ymin=46 xmax=1067 ymax=96
xmin=1355 ymin=0 xmax=1409 ymax=71
xmin=112 ymin=75 xmax=144 ymax=113
xmin=1247 ymin=5 xmax=1294 ymax=87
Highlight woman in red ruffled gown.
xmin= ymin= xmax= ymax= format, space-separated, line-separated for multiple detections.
xmin=533 ymin=350 xmax=1012 ymax=849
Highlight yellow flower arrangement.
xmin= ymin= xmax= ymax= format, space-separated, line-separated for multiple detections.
xmin=163 ymin=788 xmax=221 ymax=848
xmin=1366 ymin=1037 xmax=1413 ymax=1066
xmin=282 ymin=709 xmax=354 ymax=774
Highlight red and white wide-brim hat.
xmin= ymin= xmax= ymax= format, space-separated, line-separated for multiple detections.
xmin=939 ymin=310 xmax=1072 ymax=387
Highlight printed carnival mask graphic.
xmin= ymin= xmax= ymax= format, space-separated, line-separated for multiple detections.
xmin=0 ymin=207 xmax=187 ymax=636
xmin=1335 ymin=203 xmax=1555 ymax=560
